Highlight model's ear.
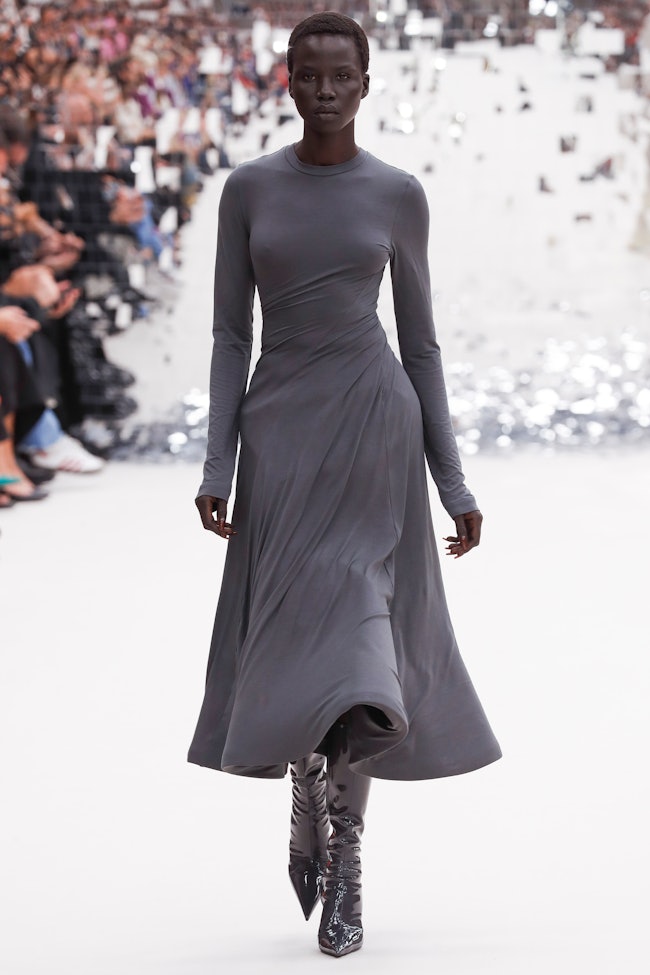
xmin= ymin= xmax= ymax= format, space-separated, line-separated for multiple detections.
xmin=361 ymin=73 xmax=370 ymax=99
xmin=288 ymin=76 xmax=294 ymax=99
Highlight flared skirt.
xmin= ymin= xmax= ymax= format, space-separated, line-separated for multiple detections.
xmin=187 ymin=339 xmax=501 ymax=779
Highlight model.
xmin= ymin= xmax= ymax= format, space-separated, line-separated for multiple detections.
xmin=190 ymin=11 xmax=501 ymax=958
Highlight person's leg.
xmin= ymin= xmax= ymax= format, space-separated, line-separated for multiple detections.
xmin=288 ymin=752 xmax=330 ymax=920
xmin=318 ymin=712 xmax=372 ymax=957
xmin=18 ymin=407 xmax=63 ymax=452
xmin=0 ymin=418 xmax=20 ymax=505
xmin=0 ymin=413 xmax=48 ymax=501
xmin=0 ymin=411 xmax=19 ymax=482
xmin=15 ymin=341 xmax=62 ymax=451
xmin=14 ymin=342 xmax=104 ymax=473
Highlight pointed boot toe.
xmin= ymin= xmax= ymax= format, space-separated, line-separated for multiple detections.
xmin=318 ymin=880 xmax=364 ymax=956
xmin=288 ymin=753 xmax=330 ymax=920
xmin=288 ymin=856 xmax=325 ymax=921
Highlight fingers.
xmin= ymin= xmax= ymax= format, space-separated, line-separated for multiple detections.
xmin=0 ymin=307 xmax=40 ymax=342
xmin=24 ymin=313 xmax=40 ymax=335
xmin=195 ymin=495 xmax=237 ymax=540
xmin=48 ymin=287 xmax=81 ymax=318
xmin=64 ymin=233 xmax=85 ymax=250
xmin=19 ymin=317 xmax=40 ymax=341
xmin=443 ymin=534 xmax=465 ymax=559
xmin=443 ymin=509 xmax=483 ymax=559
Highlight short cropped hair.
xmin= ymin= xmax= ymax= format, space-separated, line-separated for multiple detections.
xmin=287 ymin=12 xmax=370 ymax=76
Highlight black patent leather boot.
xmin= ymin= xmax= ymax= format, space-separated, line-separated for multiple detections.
xmin=318 ymin=717 xmax=371 ymax=957
xmin=288 ymin=752 xmax=330 ymax=920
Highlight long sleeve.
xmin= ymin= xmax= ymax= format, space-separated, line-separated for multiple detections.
xmin=390 ymin=176 xmax=478 ymax=518
xmin=197 ymin=172 xmax=255 ymax=501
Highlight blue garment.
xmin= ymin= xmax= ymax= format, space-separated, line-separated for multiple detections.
xmin=130 ymin=195 xmax=164 ymax=259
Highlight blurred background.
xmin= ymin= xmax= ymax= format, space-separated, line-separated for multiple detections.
xmin=2 ymin=4 xmax=649 ymax=975
xmin=1 ymin=0 xmax=649 ymax=473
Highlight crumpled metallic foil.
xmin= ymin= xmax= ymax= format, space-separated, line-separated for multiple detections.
xmin=108 ymin=330 xmax=649 ymax=461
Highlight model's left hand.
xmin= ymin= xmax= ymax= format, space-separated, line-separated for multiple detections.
xmin=444 ymin=509 xmax=483 ymax=559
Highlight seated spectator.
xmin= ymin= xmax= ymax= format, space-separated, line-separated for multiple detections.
xmin=0 ymin=272 xmax=104 ymax=480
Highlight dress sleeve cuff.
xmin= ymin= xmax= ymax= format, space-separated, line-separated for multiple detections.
xmin=196 ymin=478 xmax=232 ymax=502
xmin=440 ymin=490 xmax=479 ymax=519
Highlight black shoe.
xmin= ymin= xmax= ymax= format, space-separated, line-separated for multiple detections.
xmin=288 ymin=752 xmax=330 ymax=920
xmin=16 ymin=457 xmax=56 ymax=484
xmin=318 ymin=717 xmax=371 ymax=957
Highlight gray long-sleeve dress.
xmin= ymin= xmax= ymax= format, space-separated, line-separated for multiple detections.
xmin=187 ymin=145 xmax=501 ymax=780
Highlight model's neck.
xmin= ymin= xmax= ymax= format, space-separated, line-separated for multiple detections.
xmin=294 ymin=127 xmax=359 ymax=167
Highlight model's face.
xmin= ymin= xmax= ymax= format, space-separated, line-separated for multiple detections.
xmin=289 ymin=34 xmax=369 ymax=134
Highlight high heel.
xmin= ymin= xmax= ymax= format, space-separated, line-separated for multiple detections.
xmin=318 ymin=717 xmax=371 ymax=957
xmin=288 ymin=752 xmax=330 ymax=920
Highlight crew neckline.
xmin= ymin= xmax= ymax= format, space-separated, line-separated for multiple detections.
xmin=284 ymin=144 xmax=369 ymax=176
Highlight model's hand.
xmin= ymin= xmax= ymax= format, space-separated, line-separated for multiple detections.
xmin=196 ymin=495 xmax=237 ymax=539
xmin=444 ymin=509 xmax=483 ymax=559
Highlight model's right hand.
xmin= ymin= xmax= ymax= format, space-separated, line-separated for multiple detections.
xmin=195 ymin=495 xmax=237 ymax=539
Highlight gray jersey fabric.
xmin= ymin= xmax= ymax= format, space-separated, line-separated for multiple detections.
xmin=188 ymin=145 xmax=501 ymax=780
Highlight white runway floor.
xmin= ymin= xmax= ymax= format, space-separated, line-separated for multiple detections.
xmin=1 ymin=453 xmax=648 ymax=974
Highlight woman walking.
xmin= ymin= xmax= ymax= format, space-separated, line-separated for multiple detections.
xmin=190 ymin=12 xmax=501 ymax=957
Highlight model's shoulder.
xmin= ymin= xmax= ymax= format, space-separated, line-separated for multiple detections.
xmin=223 ymin=148 xmax=286 ymax=188
xmin=364 ymin=152 xmax=420 ymax=188
xmin=362 ymin=154 xmax=426 ymax=213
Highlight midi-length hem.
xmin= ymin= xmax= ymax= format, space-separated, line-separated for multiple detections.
xmin=187 ymin=146 xmax=502 ymax=781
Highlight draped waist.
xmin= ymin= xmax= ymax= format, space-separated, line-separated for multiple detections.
xmin=259 ymin=310 xmax=385 ymax=362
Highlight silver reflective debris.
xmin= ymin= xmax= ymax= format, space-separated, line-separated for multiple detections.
xmin=107 ymin=331 xmax=650 ymax=461
xmin=446 ymin=331 xmax=650 ymax=453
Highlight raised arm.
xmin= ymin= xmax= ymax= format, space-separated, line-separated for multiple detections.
xmin=390 ymin=176 xmax=481 ymax=553
xmin=196 ymin=171 xmax=255 ymax=514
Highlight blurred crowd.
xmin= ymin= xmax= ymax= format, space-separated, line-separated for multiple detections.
xmin=429 ymin=0 xmax=553 ymax=47
xmin=397 ymin=1 xmax=650 ymax=60
xmin=0 ymin=0 xmax=292 ymax=510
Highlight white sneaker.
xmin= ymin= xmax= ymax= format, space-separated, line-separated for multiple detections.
xmin=30 ymin=435 xmax=105 ymax=474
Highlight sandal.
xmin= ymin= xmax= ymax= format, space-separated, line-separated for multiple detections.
xmin=2 ymin=484 xmax=49 ymax=502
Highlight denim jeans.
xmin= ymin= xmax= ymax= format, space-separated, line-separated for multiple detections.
xmin=17 ymin=341 xmax=62 ymax=451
